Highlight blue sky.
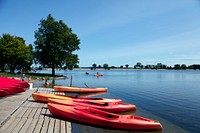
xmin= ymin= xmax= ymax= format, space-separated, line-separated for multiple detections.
xmin=1 ymin=0 xmax=200 ymax=67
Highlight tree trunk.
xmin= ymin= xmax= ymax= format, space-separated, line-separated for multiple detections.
xmin=52 ymin=60 xmax=55 ymax=76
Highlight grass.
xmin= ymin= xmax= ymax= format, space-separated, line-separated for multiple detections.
xmin=0 ymin=71 xmax=65 ymax=80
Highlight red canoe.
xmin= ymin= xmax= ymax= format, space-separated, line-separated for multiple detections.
xmin=0 ymin=77 xmax=29 ymax=97
xmin=48 ymin=98 xmax=136 ymax=113
xmin=32 ymin=93 xmax=122 ymax=103
xmin=54 ymin=86 xmax=107 ymax=93
xmin=48 ymin=103 xmax=163 ymax=131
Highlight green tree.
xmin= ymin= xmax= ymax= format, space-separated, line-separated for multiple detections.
xmin=181 ymin=64 xmax=187 ymax=70
xmin=92 ymin=63 xmax=97 ymax=70
xmin=125 ymin=64 xmax=129 ymax=68
xmin=174 ymin=64 xmax=181 ymax=70
xmin=65 ymin=53 xmax=79 ymax=70
xmin=34 ymin=14 xmax=80 ymax=75
xmin=0 ymin=34 xmax=32 ymax=72
xmin=103 ymin=64 xmax=109 ymax=70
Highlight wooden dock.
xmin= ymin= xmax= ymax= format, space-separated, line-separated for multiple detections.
xmin=0 ymin=88 xmax=71 ymax=133
xmin=0 ymin=87 xmax=161 ymax=133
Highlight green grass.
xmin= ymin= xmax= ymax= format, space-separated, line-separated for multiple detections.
xmin=0 ymin=72 xmax=64 ymax=80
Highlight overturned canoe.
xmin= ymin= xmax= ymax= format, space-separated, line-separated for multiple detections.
xmin=32 ymin=93 xmax=122 ymax=103
xmin=54 ymin=86 xmax=107 ymax=93
xmin=0 ymin=77 xmax=29 ymax=97
xmin=48 ymin=103 xmax=163 ymax=131
xmin=48 ymin=98 xmax=136 ymax=113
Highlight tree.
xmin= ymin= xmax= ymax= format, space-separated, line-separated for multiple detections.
xmin=0 ymin=34 xmax=32 ymax=72
xmin=92 ymin=63 xmax=97 ymax=70
xmin=134 ymin=62 xmax=143 ymax=69
xmin=181 ymin=64 xmax=187 ymax=70
xmin=125 ymin=64 xmax=129 ymax=68
xmin=65 ymin=53 xmax=79 ymax=70
xmin=34 ymin=14 xmax=80 ymax=75
xmin=174 ymin=64 xmax=181 ymax=70
xmin=103 ymin=64 xmax=109 ymax=70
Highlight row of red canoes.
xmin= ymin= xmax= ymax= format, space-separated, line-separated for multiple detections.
xmin=32 ymin=91 xmax=163 ymax=131
xmin=0 ymin=77 xmax=30 ymax=97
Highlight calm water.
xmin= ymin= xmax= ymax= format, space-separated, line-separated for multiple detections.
xmin=36 ymin=70 xmax=200 ymax=133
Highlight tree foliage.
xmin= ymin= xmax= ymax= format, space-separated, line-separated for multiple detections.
xmin=34 ymin=14 xmax=80 ymax=75
xmin=92 ymin=63 xmax=97 ymax=70
xmin=0 ymin=34 xmax=32 ymax=72
xmin=103 ymin=64 xmax=109 ymax=70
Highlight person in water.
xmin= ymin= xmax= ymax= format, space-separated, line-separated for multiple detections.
xmin=45 ymin=80 xmax=50 ymax=86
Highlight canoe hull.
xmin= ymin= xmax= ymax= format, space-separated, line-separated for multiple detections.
xmin=48 ymin=98 xmax=136 ymax=113
xmin=32 ymin=93 xmax=122 ymax=103
xmin=54 ymin=86 xmax=107 ymax=93
xmin=48 ymin=103 xmax=163 ymax=131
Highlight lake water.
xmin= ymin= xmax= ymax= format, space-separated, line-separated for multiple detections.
xmin=35 ymin=70 xmax=200 ymax=133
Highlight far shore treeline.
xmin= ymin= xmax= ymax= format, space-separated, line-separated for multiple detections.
xmin=0 ymin=14 xmax=200 ymax=75
xmin=89 ymin=63 xmax=200 ymax=70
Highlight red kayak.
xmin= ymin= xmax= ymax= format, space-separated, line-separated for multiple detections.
xmin=0 ymin=77 xmax=29 ymax=97
xmin=0 ymin=90 xmax=10 ymax=97
xmin=32 ymin=93 xmax=122 ymax=103
xmin=54 ymin=86 xmax=107 ymax=93
xmin=48 ymin=98 xmax=136 ymax=113
xmin=48 ymin=103 xmax=163 ymax=131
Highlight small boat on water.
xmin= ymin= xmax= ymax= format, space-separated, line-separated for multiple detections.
xmin=54 ymin=86 xmax=107 ymax=93
xmin=48 ymin=103 xmax=163 ymax=131
xmin=94 ymin=74 xmax=103 ymax=77
xmin=32 ymin=93 xmax=122 ymax=103
xmin=48 ymin=98 xmax=136 ymax=113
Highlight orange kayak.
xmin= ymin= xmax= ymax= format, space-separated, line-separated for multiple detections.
xmin=32 ymin=93 xmax=122 ymax=103
xmin=54 ymin=86 xmax=107 ymax=93
xmin=48 ymin=98 xmax=136 ymax=113
xmin=48 ymin=103 xmax=163 ymax=131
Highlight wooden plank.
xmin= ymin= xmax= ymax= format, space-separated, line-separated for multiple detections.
xmin=12 ymin=118 xmax=27 ymax=133
xmin=43 ymin=103 xmax=48 ymax=108
xmin=22 ymin=107 xmax=33 ymax=118
xmin=18 ymin=118 xmax=33 ymax=133
xmin=3 ymin=117 xmax=21 ymax=133
xmin=66 ymin=121 xmax=72 ymax=133
xmin=54 ymin=119 xmax=61 ymax=133
xmin=33 ymin=106 xmax=43 ymax=119
xmin=0 ymin=117 xmax=15 ymax=132
xmin=47 ymin=117 xmax=55 ymax=133
xmin=39 ymin=106 xmax=47 ymax=119
xmin=40 ymin=117 xmax=50 ymax=133
xmin=26 ymin=118 xmax=38 ymax=133
xmin=23 ymin=99 xmax=33 ymax=107
xmin=15 ymin=107 xmax=28 ymax=118
xmin=32 ymin=118 xmax=44 ymax=133
xmin=28 ymin=107 xmax=38 ymax=118
xmin=20 ymin=100 xmax=30 ymax=107
xmin=60 ymin=120 xmax=66 ymax=133
xmin=11 ymin=106 xmax=24 ymax=117
xmin=29 ymin=101 xmax=38 ymax=108
xmin=46 ymin=107 xmax=51 ymax=115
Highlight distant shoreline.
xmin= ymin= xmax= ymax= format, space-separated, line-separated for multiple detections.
xmin=55 ymin=68 xmax=200 ymax=71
